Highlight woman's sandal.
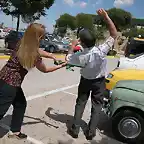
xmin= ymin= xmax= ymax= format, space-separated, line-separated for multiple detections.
xmin=8 ymin=132 xmax=27 ymax=139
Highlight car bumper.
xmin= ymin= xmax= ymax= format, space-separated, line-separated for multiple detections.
xmin=102 ymin=89 xmax=113 ymax=117
xmin=105 ymin=78 xmax=117 ymax=91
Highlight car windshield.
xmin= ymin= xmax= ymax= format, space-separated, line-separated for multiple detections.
xmin=125 ymin=39 xmax=144 ymax=57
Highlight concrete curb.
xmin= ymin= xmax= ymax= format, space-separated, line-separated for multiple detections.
xmin=0 ymin=54 xmax=66 ymax=60
xmin=0 ymin=54 xmax=120 ymax=60
xmin=0 ymin=55 xmax=10 ymax=59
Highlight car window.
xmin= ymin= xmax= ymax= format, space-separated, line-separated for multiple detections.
xmin=0 ymin=30 xmax=1 ymax=33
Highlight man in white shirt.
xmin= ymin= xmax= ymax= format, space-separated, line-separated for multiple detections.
xmin=66 ymin=8 xmax=117 ymax=140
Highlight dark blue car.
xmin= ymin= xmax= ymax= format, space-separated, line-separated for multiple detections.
xmin=5 ymin=31 xmax=24 ymax=50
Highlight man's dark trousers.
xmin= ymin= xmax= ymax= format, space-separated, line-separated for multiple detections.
xmin=72 ymin=76 xmax=105 ymax=134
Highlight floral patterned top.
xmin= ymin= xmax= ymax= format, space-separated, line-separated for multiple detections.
xmin=0 ymin=48 xmax=42 ymax=87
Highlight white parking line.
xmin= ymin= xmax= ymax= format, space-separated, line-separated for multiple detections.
xmin=63 ymin=90 xmax=92 ymax=101
xmin=0 ymin=123 xmax=44 ymax=144
xmin=62 ymin=91 xmax=77 ymax=96
xmin=0 ymin=84 xmax=79 ymax=144
xmin=26 ymin=84 xmax=78 ymax=101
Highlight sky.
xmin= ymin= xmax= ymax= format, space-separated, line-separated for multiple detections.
xmin=0 ymin=0 xmax=144 ymax=33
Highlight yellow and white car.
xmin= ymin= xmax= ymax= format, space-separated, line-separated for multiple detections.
xmin=106 ymin=69 xmax=144 ymax=91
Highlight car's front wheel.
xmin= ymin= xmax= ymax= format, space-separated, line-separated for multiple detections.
xmin=112 ymin=110 xmax=144 ymax=143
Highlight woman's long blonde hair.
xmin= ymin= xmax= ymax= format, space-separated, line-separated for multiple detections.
xmin=17 ymin=23 xmax=45 ymax=69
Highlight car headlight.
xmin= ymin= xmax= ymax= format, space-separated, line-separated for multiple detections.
xmin=107 ymin=73 xmax=113 ymax=79
xmin=109 ymin=90 xmax=113 ymax=97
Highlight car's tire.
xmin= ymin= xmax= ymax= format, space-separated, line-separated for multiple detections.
xmin=49 ymin=45 xmax=55 ymax=53
xmin=112 ymin=110 xmax=144 ymax=143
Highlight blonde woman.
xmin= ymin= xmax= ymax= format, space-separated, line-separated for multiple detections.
xmin=0 ymin=23 xmax=66 ymax=139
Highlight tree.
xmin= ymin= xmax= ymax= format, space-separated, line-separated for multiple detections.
xmin=1 ymin=0 xmax=55 ymax=31
xmin=108 ymin=8 xmax=132 ymax=30
xmin=76 ymin=13 xmax=94 ymax=29
xmin=94 ymin=26 xmax=105 ymax=45
xmin=56 ymin=13 xmax=76 ymax=30
xmin=94 ymin=8 xmax=132 ymax=30
xmin=122 ymin=28 xmax=144 ymax=38
xmin=57 ymin=27 xmax=67 ymax=37
xmin=0 ymin=0 xmax=8 ymax=9
xmin=131 ymin=18 xmax=144 ymax=27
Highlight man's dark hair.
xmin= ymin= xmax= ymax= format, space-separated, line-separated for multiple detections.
xmin=77 ymin=27 xmax=84 ymax=39
xmin=79 ymin=28 xmax=96 ymax=48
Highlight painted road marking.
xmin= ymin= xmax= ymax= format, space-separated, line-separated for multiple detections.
xmin=0 ymin=84 xmax=80 ymax=144
xmin=63 ymin=90 xmax=92 ymax=101
xmin=0 ymin=123 xmax=44 ymax=144
xmin=62 ymin=91 xmax=77 ymax=96
xmin=0 ymin=55 xmax=10 ymax=59
xmin=0 ymin=54 xmax=66 ymax=60
xmin=26 ymin=84 xmax=78 ymax=101
xmin=0 ymin=54 xmax=120 ymax=59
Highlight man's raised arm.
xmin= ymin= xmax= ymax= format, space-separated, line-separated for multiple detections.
xmin=97 ymin=8 xmax=117 ymax=39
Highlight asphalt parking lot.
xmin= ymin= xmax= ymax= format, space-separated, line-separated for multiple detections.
xmin=0 ymin=56 xmax=124 ymax=144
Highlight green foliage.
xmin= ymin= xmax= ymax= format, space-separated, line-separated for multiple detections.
xmin=132 ymin=18 xmax=144 ymax=26
xmin=93 ymin=26 xmax=105 ymax=44
xmin=56 ymin=14 xmax=76 ymax=30
xmin=76 ymin=13 xmax=93 ymax=29
xmin=108 ymin=8 xmax=132 ymax=30
xmin=57 ymin=27 xmax=67 ymax=37
xmin=1 ymin=0 xmax=55 ymax=31
xmin=122 ymin=28 xmax=144 ymax=38
xmin=94 ymin=8 xmax=132 ymax=31
xmin=2 ymin=0 xmax=54 ymax=16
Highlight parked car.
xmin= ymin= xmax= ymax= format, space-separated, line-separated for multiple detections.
xmin=117 ymin=53 xmax=144 ymax=70
xmin=40 ymin=38 xmax=69 ymax=53
xmin=103 ymin=80 xmax=144 ymax=143
xmin=0 ymin=29 xmax=7 ymax=39
xmin=5 ymin=31 xmax=24 ymax=50
xmin=62 ymin=37 xmax=70 ymax=44
xmin=105 ymin=69 xmax=144 ymax=91
xmin=124 ymin=37 xmax=144 ymax=57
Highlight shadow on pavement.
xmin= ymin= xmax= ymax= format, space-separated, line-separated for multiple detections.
xmin=46 ymin=107 xmax=125 ymax=144
xmin=0 ymin=115 xmax=12 ymax=138
xmin=57 ymin=137 xmax=123 ymax=144
xmin=23 ymin=115 xmax=59 ymax=129
xmin=97 ymin=112 xmax=114 ymax=138
xmin=45 ymin=107 xmax=88 ymax=135
xmin=84 ymin=137 xmax=123 ymax=144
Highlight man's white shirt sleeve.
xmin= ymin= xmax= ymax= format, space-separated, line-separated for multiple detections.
xmin=66 ymin=53 xmax=88 ymax=67
xmin=98 ymin=36 xmax=115 ymax=56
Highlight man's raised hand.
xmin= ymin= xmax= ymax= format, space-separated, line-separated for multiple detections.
xmin=97 ymin=8 xmax=108 ymax=19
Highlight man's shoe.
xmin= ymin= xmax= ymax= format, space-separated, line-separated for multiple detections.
xmin=68 ymin=125 xmax=79 ymax=139
xmin=85 ymin=129 xmax=96 ymax=140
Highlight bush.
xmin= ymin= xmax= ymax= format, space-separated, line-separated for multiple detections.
xmin=122 ymin=28 xmax=144 ymax=38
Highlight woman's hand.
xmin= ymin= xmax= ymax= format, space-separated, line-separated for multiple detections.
xmin=58 ymin=61 xmax=67 ymax=68
xmin=61 ymin=61 xmax=67 ymax=67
